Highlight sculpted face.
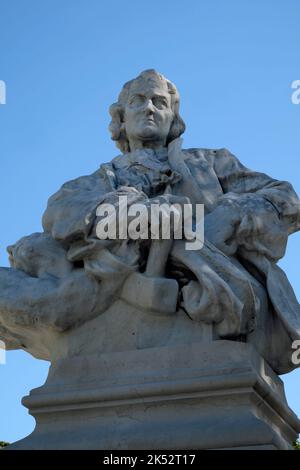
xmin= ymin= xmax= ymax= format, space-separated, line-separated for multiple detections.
xmin=124 ymin=77 xmax=174 ymax=150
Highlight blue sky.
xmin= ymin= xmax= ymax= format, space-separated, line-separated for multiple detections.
xmin=0 ymin=0 xmax=300 ymax=443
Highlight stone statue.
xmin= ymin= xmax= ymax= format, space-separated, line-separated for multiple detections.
xmin=1 ymin=70 xmax=300 ymax=449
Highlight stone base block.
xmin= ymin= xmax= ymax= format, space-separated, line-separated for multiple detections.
xmin=10 ymin=341 xmax=300 ymax=449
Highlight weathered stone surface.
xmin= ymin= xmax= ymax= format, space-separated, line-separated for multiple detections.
xmin=9 ymin=341 xmax=300 ymax=450
xmin=121 ymin=272 xmax=179 ymax=313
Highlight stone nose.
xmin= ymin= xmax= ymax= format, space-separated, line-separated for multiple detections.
xmin=143 ymin=98 xmax=155 ymax=113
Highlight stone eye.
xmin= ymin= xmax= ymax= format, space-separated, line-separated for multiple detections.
xmin=129 ymin=95 xmax=145 ymax=106
xmin=152 ymin=97 xmax=168 ymax=109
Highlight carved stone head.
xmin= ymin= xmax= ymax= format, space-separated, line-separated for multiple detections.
xmin=109 ymin=69 xmax=185 ymax=153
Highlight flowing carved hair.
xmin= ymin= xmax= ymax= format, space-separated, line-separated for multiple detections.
xmin=109 ymin=69 xmax=186 ymax=153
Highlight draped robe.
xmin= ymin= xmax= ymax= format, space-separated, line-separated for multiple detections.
xmin=1 ymin=143 xmax=300 ymax=373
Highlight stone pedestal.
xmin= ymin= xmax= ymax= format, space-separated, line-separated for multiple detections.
xmin=10 ymin=341 xmax=300 ymax=450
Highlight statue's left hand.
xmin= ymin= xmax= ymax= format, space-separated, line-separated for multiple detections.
xmin=204 ymin=203 xmax=241 ymax=256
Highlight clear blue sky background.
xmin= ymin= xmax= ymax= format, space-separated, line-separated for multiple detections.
xmin=0 ymin=0 xmax=299 ymax=444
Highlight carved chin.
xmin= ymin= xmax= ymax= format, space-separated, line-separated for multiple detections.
xmin=137 ymin=126 xmax=161 ymax=140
